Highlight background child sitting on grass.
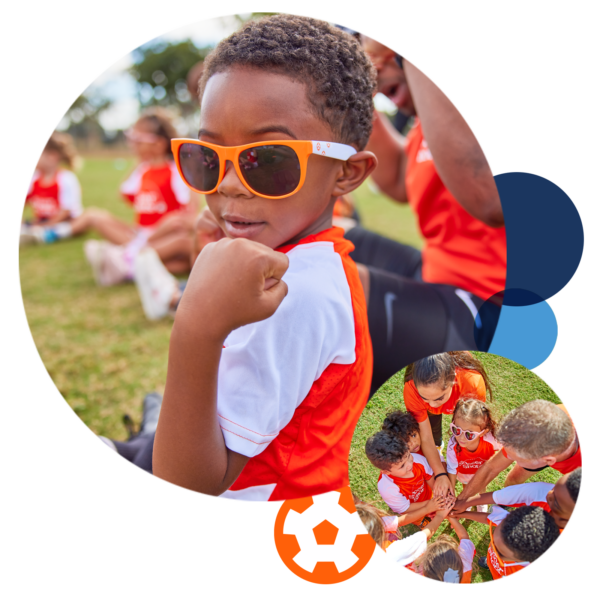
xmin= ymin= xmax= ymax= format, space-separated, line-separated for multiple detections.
xmin=153 ymin=14 xmax=378 ymax=501
xmin=453 ymin=505 xmax=560 ymax=579
xmin=365 ymin=431 xmax=451 ymax=526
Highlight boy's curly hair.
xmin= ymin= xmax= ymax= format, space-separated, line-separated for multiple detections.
xmin=365 ymin=431 xmax=410 ymax=471
xmin=566 ymin=467 xmax=581 ymax=502
xmin=501 ymin=506 xmax=560 ymax=563
xmin=381 ymin=410 xmax=419 ymax=441
xmin=199 ymin=14 xmax=377 ymax=149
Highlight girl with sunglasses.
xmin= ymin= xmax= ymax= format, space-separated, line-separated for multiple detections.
xmin=403 ymin=352 xmax=494 ymax=500
xmin=69 ymin=108 xmax=197 ymax=284
xmin=446 ymin=398 xmax=501 ymax=511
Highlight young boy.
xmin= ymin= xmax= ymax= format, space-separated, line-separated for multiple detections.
xmin=452 ymin=467 xmax=581 ymax=530
xmin=152 ymin=15 xmax=378 ymax=501
xmin=454 ymin=505 xmax=560 ymax=579
xmin=365 ymin=431 xmax=448 ymax=526
xmin=381 ymin=410 xmax=445 ymax=464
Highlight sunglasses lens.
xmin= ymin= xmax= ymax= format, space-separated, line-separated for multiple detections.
xmin=178 ymin=143 xmax=221 ymax=192
xmin=239 ymin=145 xmax=301 ymax=197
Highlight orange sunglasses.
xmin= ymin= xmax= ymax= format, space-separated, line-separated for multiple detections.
xmin=171 ymin=139 xmax=357 ymax=200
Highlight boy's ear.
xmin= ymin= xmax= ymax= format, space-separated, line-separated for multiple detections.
xmin=332 ymin=151 xmax=378 ymax=196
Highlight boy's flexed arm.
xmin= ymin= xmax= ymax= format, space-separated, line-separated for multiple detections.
xmin=153 ymin=238 xmax=289 ymax=495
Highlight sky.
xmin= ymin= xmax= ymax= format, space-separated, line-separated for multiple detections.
xmin=61 ymin=13 xmax=397 ymax=133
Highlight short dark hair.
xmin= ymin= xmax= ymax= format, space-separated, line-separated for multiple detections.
xmin=365 ymin=431 xmax=409 ymax=471
xmin=566 ymin=467 xmax=581 ymax=502
xmin=501 ymin=506 xmax=560 ymax=562
xmin=381 ymin=411 xmax=419 ymax=442
xmin=200 ymin=14 xmax=377 ymax=149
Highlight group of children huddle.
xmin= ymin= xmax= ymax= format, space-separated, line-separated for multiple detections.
xmin=356 ymin=352 xmax=581 ymax=582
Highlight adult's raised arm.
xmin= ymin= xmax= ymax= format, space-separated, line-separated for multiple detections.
xmin=403 ymin=60 xmax=504 ymax=228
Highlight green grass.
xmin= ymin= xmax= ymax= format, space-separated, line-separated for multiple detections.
xmin=19 ymin=156 xmax=421 ymax=440
xmin=349 ymin=352 xmax=562 ymax=583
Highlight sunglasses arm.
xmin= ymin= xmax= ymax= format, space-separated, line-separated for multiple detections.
xmin=311 ymin=141 xmax=357 ymax=160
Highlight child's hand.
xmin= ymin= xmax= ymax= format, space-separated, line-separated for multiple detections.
xmin=178 ymin=237 xmax=289 ymax=341
xmin=191 ymin=207 xmax=225 ymax=264
xmin=450 ymin=499 xmax=470 ymax=515
xmin=427 ymin=496 xmax=447 ymax=513
xmin=435 ymin=495 xmax=456 ymax=518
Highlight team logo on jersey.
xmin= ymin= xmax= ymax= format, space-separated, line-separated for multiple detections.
xmin=274 ymin=487 xmax=376 ymax=584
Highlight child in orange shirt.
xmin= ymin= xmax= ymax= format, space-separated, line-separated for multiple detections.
xmin=446 ymin=398 xmax=502 ymax=510
xmin=454 ymin=505 xmax=559 ymax=579
xmin=403 ymin=352 xmax=493 ymax=499
xmin=365 ymin=431 xmax=448 ymax=526
xmin=21 ymin=132 xmax=83 ymax=245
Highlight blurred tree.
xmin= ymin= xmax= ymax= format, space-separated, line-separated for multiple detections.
xmin=62 ymin=93 xmax=112 ymax=149
xmin=129 ymin=39 xmax=211 ymax=113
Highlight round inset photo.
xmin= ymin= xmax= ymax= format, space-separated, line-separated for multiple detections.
xmin=350 ymin=351 xmax=581 ymax=583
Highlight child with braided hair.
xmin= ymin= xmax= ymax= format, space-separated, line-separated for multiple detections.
xmin=446 ymin=397 xmax=502 ymax=510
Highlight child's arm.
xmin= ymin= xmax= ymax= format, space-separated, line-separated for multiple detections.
xmin=448 ymin=517 xmax=469 ymax=541
xmin=451 ymin=491 xmax=495 ymax=515
xmin=396 ymin=496 xmax=446 ymax=527
xmin=153 ymin=238 xmax=289 ymax=495
xmin=451 ymin=511 xmax=490 ymax=525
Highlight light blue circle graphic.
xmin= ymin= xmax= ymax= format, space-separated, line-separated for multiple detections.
xmin=487 ymin=300 xmax=558 ymax=370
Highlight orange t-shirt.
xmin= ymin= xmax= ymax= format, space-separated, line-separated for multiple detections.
xmin=500 ymin=404 xmax=581 ymax=473
xmin=403 ymin=368 xmax=486 ymax=423
xmin=404 ymin=120 xmax=507 ymax=300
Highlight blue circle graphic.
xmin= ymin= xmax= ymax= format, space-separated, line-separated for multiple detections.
xmin=496 ymin=172 xmax=584 ymax=306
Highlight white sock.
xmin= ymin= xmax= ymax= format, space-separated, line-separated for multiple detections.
xmin=52 ymin=222 xmax=73 ymax=239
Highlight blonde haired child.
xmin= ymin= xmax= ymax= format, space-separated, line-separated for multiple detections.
xmin=355 ymin=499 xmax=451 ymax=566
xmin=410 ymin=518 xmax=475 ymax=583
xmin=446 ymin=397 xmax=501 ymax=511
xmin=21 ymin=132 xmax=83 ymax=244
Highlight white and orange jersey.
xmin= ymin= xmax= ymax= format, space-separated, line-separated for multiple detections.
xmin=446 ymin=432 xmax=502 ymax=484
xmin=486 ymin=507 xmax=529 ymax=579
xmin=378 ymin=454 xmax=433 ymax=514
xmin=218 ymin=227 xmax=372 ymax=501
xmin=492 ymin=482 xmax=552 ymax=512
xmin=26 ymin=169 xmax=82 ymax=220
xmin=120 ymin=161 xmax=190 ymax=227
xmin=493 ymin=481 xmax=566 ymax=535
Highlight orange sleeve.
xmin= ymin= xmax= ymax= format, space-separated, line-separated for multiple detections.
xmin=403 ymin=381 xmax=429 ymax=423
xmin=458 ymin=370 xmax=487 ymax=401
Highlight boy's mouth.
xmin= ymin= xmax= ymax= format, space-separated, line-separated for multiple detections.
xmin=222 ymin=215 xmax=266 ymax=238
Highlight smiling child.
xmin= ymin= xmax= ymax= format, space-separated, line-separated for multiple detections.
xmin=153 ymin=15 xmax=378 ymax=501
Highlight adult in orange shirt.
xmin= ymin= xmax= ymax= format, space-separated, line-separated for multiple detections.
xmin=342 ymin=36 xmax=506 ymax=393
xmin=403 ymin=352 xmax=493 ymax=498
xmin=453 ymin=400 xmax=581 ymax=512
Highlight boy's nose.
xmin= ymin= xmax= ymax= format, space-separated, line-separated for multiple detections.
xmin=218 ymin=160 xmax=253 ymax=198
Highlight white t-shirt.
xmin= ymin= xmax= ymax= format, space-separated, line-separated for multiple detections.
xmin=217 ymin=239 xmax=356 ymax=475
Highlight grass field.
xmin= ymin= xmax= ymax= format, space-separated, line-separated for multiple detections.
xmin=349 ymin=352 xmax=562 ymax=583
xmin=19 ymin=154 xmax=422 ymax=439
